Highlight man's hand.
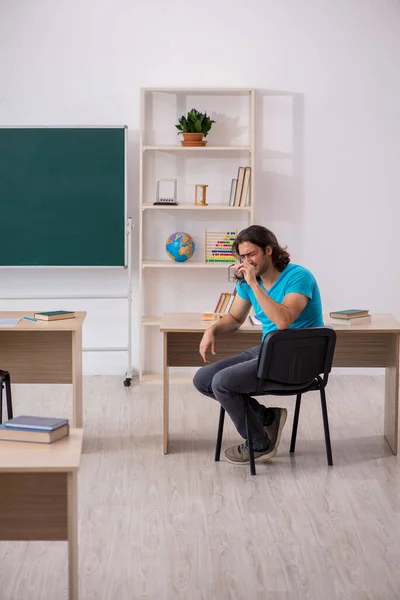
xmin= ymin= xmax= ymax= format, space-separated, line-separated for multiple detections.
xmin=236 ymin=262 xmax=257 ymax=286
xmin=199 ymin=328 xmax=216 ymax=363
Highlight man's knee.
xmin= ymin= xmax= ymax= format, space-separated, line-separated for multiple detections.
xmin=193 ymin=365 xmax=213 ymax=395
xmin=211 ymin=369 xmax=231 ymax=397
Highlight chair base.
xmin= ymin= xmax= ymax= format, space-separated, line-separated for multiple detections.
xmin=215 ymin=386 xmax=334 ymax=476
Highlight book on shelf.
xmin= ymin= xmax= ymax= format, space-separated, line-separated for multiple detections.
xmin=229 ymin=179 xmax=237 ymax=207
xmin=329 ymin=309 xmax=369 ymax=320
xmin=249 ymin=315 xmax=262 ymax=326
xmin=239 ymin=167 xmax=251 ymax=206
xmin=0 ymin=415 xmax=69 ymax=444
xmin=214 ymin=292 xmax=226 ymax=313
xmin=233 ymin=167 xmax=246 ymax=206
xmin=225 ymin=292 xmax=236 ymax=313
xmin=34 ymin=310 xmax=75 ymax=321
xmin=209 ymin=289 xmax=237 ymax=318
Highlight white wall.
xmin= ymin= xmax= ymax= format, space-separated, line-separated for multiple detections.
xmin=1 ymin=0 xmax=399 ymax=375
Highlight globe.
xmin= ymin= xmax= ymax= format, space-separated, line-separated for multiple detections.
xmin=166 ymin=232 xmax=195 ymax=262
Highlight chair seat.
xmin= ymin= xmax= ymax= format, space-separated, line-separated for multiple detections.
xmin=257 ymin=377 xmax=319 ymax=395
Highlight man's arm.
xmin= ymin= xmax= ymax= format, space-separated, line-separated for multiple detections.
xmin=250 ymin=285 xmax=308 ymax=330
xmin=210 ymin=294 xmax=252 ymax=335
xmin=237 ymin=262 xmax=310 ymax=330
xmin=198 ymin=294 xmax=251 ymax=362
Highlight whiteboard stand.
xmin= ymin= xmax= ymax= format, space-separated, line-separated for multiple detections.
xmin=0 ymin=217 xmax=135 ymax=387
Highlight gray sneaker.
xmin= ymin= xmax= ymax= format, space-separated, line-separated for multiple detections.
xmin=224 ymin=440 xmax=278 ymax=464
xmin=263 ymin=407 xmax=287 ymax=454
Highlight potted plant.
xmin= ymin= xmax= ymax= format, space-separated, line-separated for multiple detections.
xmin=175 ymin=108 xmax=215 ymax=146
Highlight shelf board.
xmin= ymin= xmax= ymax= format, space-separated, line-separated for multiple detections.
xmin=142 ymin=145 xmax=251 ymax=152
xmin=142 ymin=260 xmax=232 ymax=269
xmin=142 ymin=316 xmax=161 ymax=326
xmin=142 ymin=87 xmax=253 ymax=95
xmin=142 ymin=203 xmax=250 ymax=211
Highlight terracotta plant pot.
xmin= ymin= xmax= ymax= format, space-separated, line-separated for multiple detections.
xmin=180 ymin=132 xmax=207 ymax=147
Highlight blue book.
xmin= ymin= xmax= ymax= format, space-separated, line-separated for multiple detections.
xmin=4 ymin=416 xmax=69 ymax=431
xmin=0 ymin=423 xmax=69 ymax=444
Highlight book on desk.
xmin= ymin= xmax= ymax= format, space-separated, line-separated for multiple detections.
xmin=0 ymin=415 xmax=69 ymax=444
xmin=328 ymin=309 xmax=371 ymax=326
xmin=249 ymin=312 xmax=373 ymax=327
xmin=34 ymin=310 xmax=75 ymax=321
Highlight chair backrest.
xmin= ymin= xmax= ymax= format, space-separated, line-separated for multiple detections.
xmin=257 ymin=327 xmax=337 ymax=388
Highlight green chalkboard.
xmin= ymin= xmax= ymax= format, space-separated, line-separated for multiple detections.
xmin=0 ymin=127 xmax=126 ymax=266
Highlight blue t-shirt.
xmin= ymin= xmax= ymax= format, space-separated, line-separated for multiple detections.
xmin=236 ymin=263 xmax=323 ymax=340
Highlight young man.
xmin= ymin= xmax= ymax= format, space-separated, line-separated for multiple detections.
xmin=193 ymin=225 xmax=323 ymax=465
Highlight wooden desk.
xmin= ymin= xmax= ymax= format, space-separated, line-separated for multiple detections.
xmin=0 ymin=312 xmax=86 ymax=428
xmin=160 ymin=313 xmax=400 ymax=455
xmin=0 ymin=429 xmax=83 ymax=600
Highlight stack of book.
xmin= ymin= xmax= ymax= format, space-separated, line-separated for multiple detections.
xmin=0 ymin=415 xmax=70 ymax=444
xmin=328 ymin=309 xmax=371 ymax=325
xmin=229 ymin=167 xmax=251 ymax=207
xmin=214 ymin=290 xmax=236 ymax=314
xmin=201 ymin=290 xmax=237 ymax=321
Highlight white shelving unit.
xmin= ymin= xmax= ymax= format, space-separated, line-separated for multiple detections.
xmin=139 ymin=87 xmax=255 ymax=381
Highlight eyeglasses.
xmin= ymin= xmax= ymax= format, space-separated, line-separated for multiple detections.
xmin=228 ymin=263 xmax=237 ymax=282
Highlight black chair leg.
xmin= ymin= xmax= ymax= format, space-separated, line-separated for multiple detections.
xmin=5 ymin=373 xmax=13 ymax=420
xmin=215 ymin=407 xmax=225 ymax=461
xmin=320 ymin=387 xmax=333 ymax=466
xmin=290 ymin=394 xmax=302 ymax=453
xmin=244 ymin=400 xmax=256 ymax=476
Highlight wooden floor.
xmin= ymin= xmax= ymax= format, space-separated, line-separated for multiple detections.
xmin=1 ymin=375 xmax=400 ymax=599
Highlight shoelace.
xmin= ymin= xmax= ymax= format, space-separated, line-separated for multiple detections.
xmin=238 ymin=441 xmax=249 ymax=455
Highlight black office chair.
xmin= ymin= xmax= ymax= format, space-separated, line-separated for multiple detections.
xmin=215 ymin=327 xmax=337 ymax=476
xmin=0 ymin=370 xmax=13 ymax=424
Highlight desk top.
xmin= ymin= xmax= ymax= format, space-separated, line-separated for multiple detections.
xmin=160 ymin=313 xmax=400 ymax=333
xmin=0 ymin=428 xmax=83 ymax=473
xmin=0 ymin=311 xmax=86 ymax=331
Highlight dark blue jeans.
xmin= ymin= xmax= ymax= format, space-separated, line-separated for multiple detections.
xmin=193 ymin=346 xmax=270 ymax=449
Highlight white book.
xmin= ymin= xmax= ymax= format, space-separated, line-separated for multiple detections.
xmin=225 ymin=294 xmax=235 ymax=313
xmin=249 ymin=315 xmax=262 ymax=326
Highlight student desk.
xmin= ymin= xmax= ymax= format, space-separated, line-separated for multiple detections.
xmin=160 ymin=313 xmax=400 ymax=455
xmin=0 ymin=428 xmax=83 ymax=600
xmin=0 ymin=312 xmax=86 ymax=428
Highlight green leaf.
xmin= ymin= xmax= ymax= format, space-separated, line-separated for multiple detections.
xmin=193 ymin=119 xmax=202 ymax=132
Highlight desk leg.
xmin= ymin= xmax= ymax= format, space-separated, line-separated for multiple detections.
xmin=163 ymin=332 xmax=169 ymax=455
xmin=72 ymin=329 xmax=83 ymax=428
xmin=68 ymin=471 xmax=78 ymax=600
xmin=384 ymin=333 xmax=399 ymax=454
